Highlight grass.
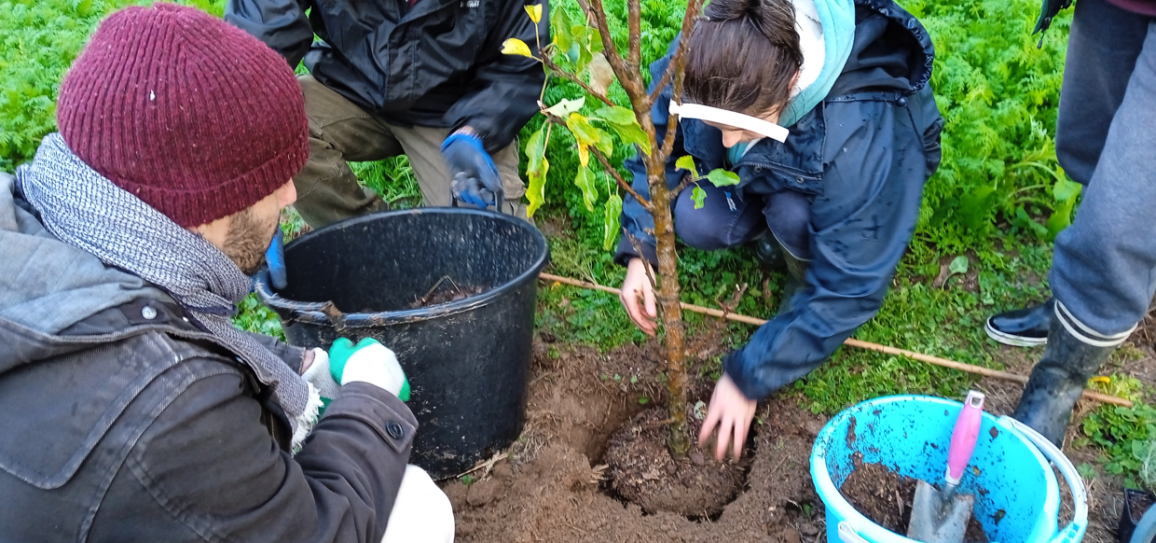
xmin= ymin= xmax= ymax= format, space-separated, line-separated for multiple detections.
xmin=4 ymin=0 xmax=1154 ymax=490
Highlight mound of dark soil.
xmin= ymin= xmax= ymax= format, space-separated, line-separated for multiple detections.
xmin=604 ymin=407 xmax=748 ymax=516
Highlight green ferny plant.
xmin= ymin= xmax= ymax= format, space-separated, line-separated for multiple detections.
xmin=501 ymin=0 xmax=734 ymax=457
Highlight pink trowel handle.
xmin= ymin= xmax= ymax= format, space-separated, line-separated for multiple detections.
xmin=945 ymin=391 xmax=986 ymax=485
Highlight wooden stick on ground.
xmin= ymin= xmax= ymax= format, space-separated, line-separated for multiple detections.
xmin=538 ymin=272 xmax=1134 ymax=408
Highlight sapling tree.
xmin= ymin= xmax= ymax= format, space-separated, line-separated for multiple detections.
xmin=504 ymin=0 xmax=738 ymax=456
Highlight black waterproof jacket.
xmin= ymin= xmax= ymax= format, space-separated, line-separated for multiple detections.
xmin=0 ymin=172 xmax=416 ymax=542
xmin=225 ymin=0 xmax=548 ymax=152
xmin=616 ymin=0 xmax=944 ymax=400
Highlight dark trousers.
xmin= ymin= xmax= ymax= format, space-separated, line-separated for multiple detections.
xmin=672 ymin=181 xmax=812 ymax=260
xmin=1050 ymin=0 xmax=1156 ymax=337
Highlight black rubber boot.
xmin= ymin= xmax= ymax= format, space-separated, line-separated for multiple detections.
xmin=777 ymin=249 xmax=808 ymax=315
xmin=1011 ymin=316 xmax=1113 ymax=447
xmin=753 ymin=231 xmax=787 ymax=271
xmin=985 ymin=298 xmax=1054 ymax=347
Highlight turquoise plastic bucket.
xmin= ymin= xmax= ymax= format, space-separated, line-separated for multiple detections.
xmin=811 ymin=395 xmax=1087 ymax=543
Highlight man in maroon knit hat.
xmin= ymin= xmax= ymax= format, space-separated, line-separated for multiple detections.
xmin=0 ymin=4 xmax=452 ymax=541
xmin=227 ymin=0 xmax=549 ymax=227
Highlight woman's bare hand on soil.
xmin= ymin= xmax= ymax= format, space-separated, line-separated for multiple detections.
xmin=699 ymin=373 xmax=757 ymax=461
xmin=619 ymin=258 xmax=657 ymax=336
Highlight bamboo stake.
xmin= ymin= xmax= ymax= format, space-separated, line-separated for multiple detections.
xmin=538 ymin=272 xmax=1134 ymax=408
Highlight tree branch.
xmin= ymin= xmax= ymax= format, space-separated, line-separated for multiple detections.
xmin=624 ymin=230 xmax=658 ymax=289
xmin=648 ymin=0 xmax=706 ymax=112
xmin=590 ymin=144 xmax=651 ymax=212
xmin=573 ymin=0 xmax=648 ymax=101
xmin=541 ymin=55 xmax=616 ymax=108
xmin=627 ymin=0 xmax=641 ymax=70
xmin=670 ymin=173 xmax=694 ymax=198
xmin=660 ymin=0 xmax=705 ymax=159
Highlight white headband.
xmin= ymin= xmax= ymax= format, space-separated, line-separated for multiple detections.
xmin=669 ymin=101 xmax=789 ymax=143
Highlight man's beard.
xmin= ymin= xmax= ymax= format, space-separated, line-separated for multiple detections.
xmin=223 ymin=208 xmax=275 ymax=276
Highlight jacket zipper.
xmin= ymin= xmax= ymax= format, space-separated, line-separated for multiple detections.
xmin=267 ymin=414 xmax=277 ymax=442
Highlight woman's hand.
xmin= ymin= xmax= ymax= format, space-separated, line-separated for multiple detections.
xmin=698 ymin=373 xmax=758 ymax=461
xmin=619 ymin=258 xmax=657 ymax=336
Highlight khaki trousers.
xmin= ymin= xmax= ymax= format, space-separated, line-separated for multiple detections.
xmin=294 ymin=75 xmax=527 ymax=228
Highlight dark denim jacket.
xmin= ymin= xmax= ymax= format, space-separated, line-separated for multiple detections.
xmin=616 ymin=0 xmax=945 ymax=400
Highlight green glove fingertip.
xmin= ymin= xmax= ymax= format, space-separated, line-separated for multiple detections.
xmin=399 ymin=377 xmax=411 ymax=402
xmin=327 ymin=337 xmax=356 ymax=382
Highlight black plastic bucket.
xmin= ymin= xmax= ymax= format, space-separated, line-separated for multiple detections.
xmin=254 ymin=208 xmax=548 ymax=478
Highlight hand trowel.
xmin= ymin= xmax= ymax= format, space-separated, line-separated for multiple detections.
xmin=907 ymin=391 xmax=985 ymax=543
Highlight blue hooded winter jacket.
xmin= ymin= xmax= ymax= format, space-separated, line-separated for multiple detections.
xmin=615 ymin=0 xmax=945 ymax=400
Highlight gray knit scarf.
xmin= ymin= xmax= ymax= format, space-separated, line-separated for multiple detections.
xmin=19 ymin=134 xmax=319 ymax=446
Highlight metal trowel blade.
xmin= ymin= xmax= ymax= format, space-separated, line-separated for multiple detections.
xmin=907 ymin=479 xmax=976 ymax=543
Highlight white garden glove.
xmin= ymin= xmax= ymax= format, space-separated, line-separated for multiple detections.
xmin=328 ymin=338 xmax=410 ymax=400
xmin=301 ymin=348 xmax=342 ymax=404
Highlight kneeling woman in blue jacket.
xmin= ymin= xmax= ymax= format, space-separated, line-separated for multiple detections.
xmin=615 ymin=0 xmax=943 ymax=459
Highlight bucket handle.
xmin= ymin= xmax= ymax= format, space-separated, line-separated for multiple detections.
xmin=1001 ymin=416 xmax=1089 ymax=543
xmin=837 ymin=521 xmax=871 ymax=543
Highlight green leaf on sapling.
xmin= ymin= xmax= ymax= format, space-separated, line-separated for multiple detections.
xmin=603 ymin=193 xmax=623 ymax=250
xmin=675 ymin=155 xmax=699 ymax=178
xmin=574 ymin=166 xmax=598 ymax=212
xmin=705 ymin=168 xmax=740 ymax=187
xmin=692 ymin=185 xmax=706 ymax=209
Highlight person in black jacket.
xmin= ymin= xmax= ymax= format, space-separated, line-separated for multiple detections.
xmin=226 ymin=0 xmax=549 ymax=227
xmin=615 ymin=0 xmax=943 ymax=460
xmin=0 ymin=5 xmax=452 ymax=542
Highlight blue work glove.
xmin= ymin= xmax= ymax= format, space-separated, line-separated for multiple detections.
xmin=265 ymin=229 xmax=287 ymax=289
xmin=329 ymin=337 xmax=410 ymax=401
xmin=441 ymin=132 xmax=503 ymax=210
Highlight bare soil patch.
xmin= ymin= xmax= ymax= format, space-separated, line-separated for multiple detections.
xmin=447 ymin=336 xmax=829 ymax=542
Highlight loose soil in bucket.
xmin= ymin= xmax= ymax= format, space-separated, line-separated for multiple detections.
xmin=604 ymin=407 xmax=749 ymax=517
xmin=407 ymin=276 xmax=487 ymax=308
xmin=840 ymin=452 xmax=988 ymax=543
xmin=445 ymin=335 xmax=834 ymax=542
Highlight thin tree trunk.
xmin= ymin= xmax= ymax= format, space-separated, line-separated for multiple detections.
xmin=644 ymin=157 xmax=689 ymax=457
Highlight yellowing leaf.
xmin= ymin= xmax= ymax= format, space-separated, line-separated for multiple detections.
xmin=577 ymin=142 xmax=589 ymax=167
xmin=527 ymin=155 xmax=549 ymax=217
xmin=566 ymin=113 xmax=602 ymax=148
xmin=574 ymin=166 xmax=598 ymax=212
xmin=525 ymin=124 xmax=549 ymax=174
xmin=501 ymin=38 xmax=533 ymax=58
xmin=587 ymin=53 xmax=614 ymax=96
xmin=524 ymin=124 xmax=550 ymax=217
xmin=705 ymin=168 xmax=740 ymax=187
xmin=603 ymin=193 xmax=623 ymax=250
xmin=524 ymin=4 xmax=542 ymax=24
xmin=675 ymin=155 xmax=699 ymax=178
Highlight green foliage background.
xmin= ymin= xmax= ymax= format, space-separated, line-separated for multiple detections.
xmin=3 ymin=0 xmax=1154 ymax=486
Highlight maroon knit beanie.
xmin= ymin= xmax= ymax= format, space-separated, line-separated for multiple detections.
xmin=56 ymin=3 xmax=309 ymax=228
